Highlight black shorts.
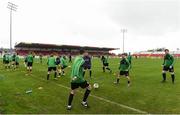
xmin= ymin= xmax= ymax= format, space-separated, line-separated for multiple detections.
xmin=56 ymin=62 xmax=60 ymax=65
xmin=103 ymin=63 xmax=109 ymax=66
xmin=163 ymin=66 xmax=174 ymax=72
xmin=4 ymin=60 xmax=9 ymax=64
xmin=61 ymin=65 xmax=67 ymax=69
xmin=120 ymin=71 xmax=129 ymax=76
xmin=84 ymin=65 xmax=91 ymax=70
xmin=71 ymin=81 xmax=89 ymax=90
xmin=48 ymin=67 xmax=57 ymax=71
xmin=27 ymin=62 xmax=33 ymax=67
xmin=16 ymin=62 xmax=19 ymax=65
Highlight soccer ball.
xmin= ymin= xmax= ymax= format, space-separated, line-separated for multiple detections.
xmin=93 ymin=83 xmax=99 ymax=89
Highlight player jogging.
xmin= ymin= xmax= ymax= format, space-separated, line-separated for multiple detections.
xmin=127 ymin=52 xmax=132 ymax=68
xmin=67 ymin=50 xmax=91 ymax=110
xmin=15 ymin=53 xmax=20 ymax=69
xmin=9 ymin=54 xmax=13 ymax=68
xmin=60 ymin=56 xmax=68 ymax=76
xmin=3 ymin=51 xmax=10 ymax=69
xmin=26 ymin=52 xmax=34 ymax=75
xmin=11 ymin=53 xmax=16 ymax=69
xmin=162 ymin=49 xmax=175 ymax=84
xmin=114 ymin=53 xmax=131 ymax=87
xmin=69 ymin=54 xmax=72 ymax=63
xmin=39 ymin=54 xmax=43 ymax=64
xmin=3 ymin=54 xmax=5 ymax=64
xmin=47 ymin=54 xmax=57 ymax=80
xmin=101 ymin=55 xmax=112 ymax=73
xmin=24 ymin=56 xmax=28 ymax=67
xmin=83 ymin=52 xmax=92 ymax=78
xmin=56 ymin=55 xmax=61 ymax=77
xmin=127 ymin=52 xmax=132 ymax=64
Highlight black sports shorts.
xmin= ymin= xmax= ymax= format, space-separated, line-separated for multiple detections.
xmin=163 ymin=66 xmax=174 ymax=72
xmin=103 ymin=63 xmax=109 ymax=66
xmin=71 ymin=81 xmax=89 ymax=90
xmin=48 ymin=67 xmax=57 ymax=71
xmin=120 ymin=71 xmax=129 ymax=76
xmin=27 ymin=62 xmax=33 ymax=67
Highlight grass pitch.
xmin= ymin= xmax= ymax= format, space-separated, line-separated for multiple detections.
xmin=0 ymin=57 xmax=180 ymax=114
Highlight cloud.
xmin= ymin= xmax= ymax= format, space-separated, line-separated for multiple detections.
xmin=103 ymin=0 xmax=180 ymax=36
xmin=0 ymin=0 xmax=179 ymax=53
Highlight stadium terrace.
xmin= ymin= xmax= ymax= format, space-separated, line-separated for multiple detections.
xmin=14 ymin=42 xmax=118 ymax=56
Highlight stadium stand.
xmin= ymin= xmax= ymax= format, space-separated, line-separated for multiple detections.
xmin=133 ymin=50 xmax=180 ymax=58
xmin=14 ymin=42 xmax=118 ymax=56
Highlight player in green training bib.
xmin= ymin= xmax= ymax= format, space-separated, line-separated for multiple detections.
xmin=60 ymin=56 xmax=68 ymax=76
xmin=26 ymin=52 xmax=34 ymax=75
xmin=9 ymin=54 xmax=13 ymax=68
xmin=127 ymin=52 xmax=132 ymax=64
xmin=55 ymin=55 xmax=61 ymax=77
xmin=39 ymin=54 xmax=43 ymax=64
xmin=11 ymin=53 xmax=16 ymax=69
xmin=24 ymin=55 xmax=28 ymax=67
xmin=162 ymin=49 xmax=175 ymax=83
xmin=67 ymin=50 xmax=91 ymax=110
xmin=101 ymin=55 xmax=112 ymax=73
xmin=47 ymin=54 xmax=57 ymax=80
xmin=114 ymin=53 xmax=131 ymax=87
xmin=3 ymin=51 xmax=10 ymax=69
xmin=11 ymin=53 xmax=19 ymax=70
xmin=127 ymin=52 xmax=132 ymax=69
xmin=15 ymin=53 xmax=20 ymax=69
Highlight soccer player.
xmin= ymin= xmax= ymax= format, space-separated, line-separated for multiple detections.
xmin=9 ymin=54 xmax=13 ymax=68
xmin=11 ymin=53 xmax=16 ymax=69
xmin=162 ymin=49 xmax=175 ymax=83
xmin=39 ymin=54 xmax=43 ymax=64
xmin=101 ymin=55 xmax=112 ymax=73
xmin=127 ymin=52 xmax=132 ymax=68
xmin=15 ymin=53 xmax=20 ymax=69
xmin=56 ymin=55 xmax=61 ymax=77
xmin=60 ymin=56 xmax=68 ymax=76
xmin=3 ymin=54 xmax=5 ymax=64
xmin=127 ymin=52 xmax=132 ymax=64
xmin=47 ymin=54 xmax=57 ymax=80
xmin=24 ymin=55 xmax=28 ymax=68
xmin=3 ymin=51 xmax=10 ymax=69
xmin=67 ymin=50 xmax=91 ymax=110
xmin=114 ymin=53 xmax=131 ymax=87
xmin=26 ymin=52 xmax=34 ymax=75
xmin=83 ymin=52 xmax=92 ymax=78
xmin=69 ymin=54 xmax=72 ymax=63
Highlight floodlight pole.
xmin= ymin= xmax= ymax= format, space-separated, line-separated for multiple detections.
xmin=121 ymin=29 xmax=127 ymax=53
xmin=10 ymin=9 xmax=12 ymax=52
xmin=7 ymin=2 xmax=17 ymax=53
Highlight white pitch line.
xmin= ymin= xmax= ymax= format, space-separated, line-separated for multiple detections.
xmin=17 ymin=70 xmax=148 ymax=114
xmin=30 ymin=75 xmax=148 ymax=114
xmin=54 ymin=83 xmax=148 ymax=114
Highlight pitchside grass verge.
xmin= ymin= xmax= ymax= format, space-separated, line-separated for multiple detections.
xmin=0 ymin=57 xmax=180 ymax=114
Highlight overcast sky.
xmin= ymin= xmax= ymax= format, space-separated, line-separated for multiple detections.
xmin=0 ymin=0 xmax=179 ymax=53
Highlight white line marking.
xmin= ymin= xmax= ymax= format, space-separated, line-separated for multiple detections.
xmin=55 ymin=83 xmax=148 ymax=114
xmin=10 ymin=70 xmax=148 ymax=114
xmin=29 ymin=74 xmax=148 ymax=114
